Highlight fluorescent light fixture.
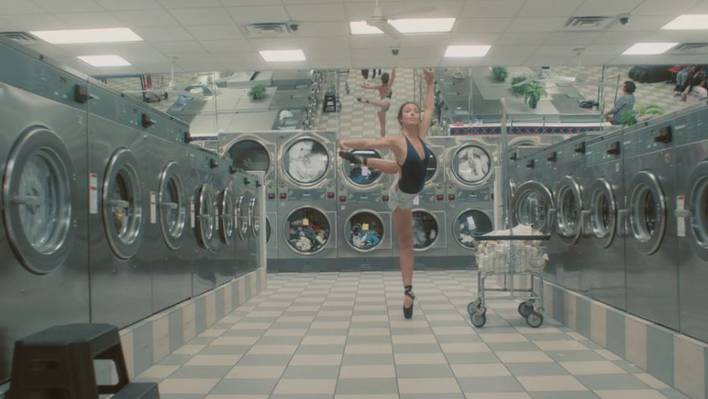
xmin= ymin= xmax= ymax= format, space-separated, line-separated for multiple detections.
xmin=388 ymin=18 xmax=455 ymax=33
xmin=662 ymin=14 xmax=708 ymax=30
xmin=350 ymin=20 xmax=383 ymax=35
xmin=445 ymin=45 xmax=491 ymax=58
xmin=622 ymin=42 xmax=678 ymax=55
xmin=259 ymin=49 xmax=306 ymax=62
xmin=78 ymin=55 xmax=131 ymax=67
xmin=30 ymin=28 xmax=143 ymax=44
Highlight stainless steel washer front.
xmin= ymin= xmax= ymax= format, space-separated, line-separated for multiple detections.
xmin=511 ymin=181 xmax=555 ymax=234
xmin=158 ymin=161 xmax=187 ymax=251
xmin=628 ymin=171 xmax=667 ymax=256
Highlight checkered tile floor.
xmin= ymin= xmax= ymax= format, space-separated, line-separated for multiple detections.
xmin=137 ymin=271 xmax=689 ymax=399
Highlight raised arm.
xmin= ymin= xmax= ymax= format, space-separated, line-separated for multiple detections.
xmin=419 ymin=68 xmax=435 ymax=138
xmin=388 ymin=68 xmax=397 ymax=89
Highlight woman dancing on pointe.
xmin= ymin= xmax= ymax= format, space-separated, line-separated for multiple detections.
xmin=339 ymin=68 xmax=434 ymax=319
xmin=357 ymin=68 xmax=396 ymax=137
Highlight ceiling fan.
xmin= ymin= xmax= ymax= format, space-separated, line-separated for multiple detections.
xmin=365 ymin=0 xmax=438 ymax=40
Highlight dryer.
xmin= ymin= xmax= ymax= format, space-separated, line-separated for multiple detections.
xmin=217 ymin=133 xmax=279 ymax=265
xmin=673 ymin=105 xmax=708 ymax=340
xmin=581 ymin=132 xmax=626 ymax=310
xmin=276 ymin=131 xmax=338 ymax=271
xmin=337 ymin=149 xmax=394 ymax=269
xmin=444 ymin=136 xmax=497 ymax=267
xmin=403 ymin=136 xmax=448 ymax=266
xmin=623 ymin=119 xmax=678 ymax=329
xmin=0 ymin=40 xmax=90 ymax=382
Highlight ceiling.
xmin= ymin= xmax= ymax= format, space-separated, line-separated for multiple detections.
xmin=2 ymin=0 xmax=708 ymax=75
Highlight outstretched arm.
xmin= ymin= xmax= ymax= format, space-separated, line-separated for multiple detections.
xmin=361 ymin=83 xmax=380 ymax=90
xmin=339 ymin=136 xmax=398 ymax=152
xmin=419 ymin=69 xmax=435 ymax=138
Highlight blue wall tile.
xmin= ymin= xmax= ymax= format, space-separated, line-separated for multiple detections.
xmin=605 ymin=309 xmax=625 ymax=358
xmin=195 ymin=297 xmax=207 ymax=334
xmin=647 ymin=326 xmax=674 ymax=386
xmin=576 ymin=297 xmax=591 ymax=338
xmin=132 ymin=322 xmax=153 ymax=377
xmin=168 ymin=310 xmax=183 ymax=352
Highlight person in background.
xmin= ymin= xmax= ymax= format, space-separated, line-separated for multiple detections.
xmin=605 ymin=80 xmax=636 ymax=125
xmin=357 ymin=68 xmax=396 ymax=137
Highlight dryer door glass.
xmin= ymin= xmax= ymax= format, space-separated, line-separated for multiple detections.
xmin=195 ymin=184 xmax=217 ymax=251
xmin=266 ymin=217 xmax=271 ymax=243
xmin=629 ymin=171 xmax=666 ymax=255
xmin=511 ymin=181 xmax=554 ymax=234
xmin=3 ymin=128 xmax=74 ymax=274
xmin=219 ymin=188 xmax=235 ymax=244
xmin=285 ymin=138 xmax=329 ymax=185
xmin=286 ymin=207 xmax=330 ymax=255
xmin=346 ymin=211 xmax=385 ymax=252
xmin=452 ymin=145 xmax=492 ymax=185
xmin=237 ymin=193 xmax=252 ymax=239
xmin=342 ymin=149 xmax=382 ymax=186
xmin=228 ymin=139 xmax=270 ymax=173
xmin=590 ymin=178 xmax=617 ymax=247
xmin=412 ymin=210 xmax=439 ymax=251
xmin=103 ymin=149 xmax=143 ymax=259
xmin=158 ymin=162 xmax=186 ymax=250
xmin=454 ymin=210 xmax=493 ymax=248
xmin=690 ymin=175 xmax=708 ymax=249
xmin=556 ymin=177 xmax=583 ymax=242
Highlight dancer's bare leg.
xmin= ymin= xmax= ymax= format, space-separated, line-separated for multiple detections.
xmin=377 ymin=110 xmax=386 ymax=137
xmin=365 ymin=158 xmax=400 ymax=174
xmin=360 ymin=98 xmax=391 ymax=109
xmin=393 ymin=207 xmax=414 ymax=308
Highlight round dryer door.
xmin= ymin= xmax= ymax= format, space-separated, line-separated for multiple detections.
xmin=195 ymin=184 xmax=218 ymax=251
xmin=342 ymin=149 xmax=383 ymax=187
xmin=346 ymin=211 xmax=385 ymax=252
xmin=283 ymin=138 xmax=330 ymax=186
xmin=227 ymin=139 xmax=271 ymax=173
xmin=687 ymin=161 xmax=708 ymax=260
xmin=555 ymin=176 xmax=584 ymax=244
xmin=511 ymin=181 xmax=554 ymax=234
xmin=589 ymin=178 xmax=617 ymax=248
xmin=454 ymin=209 xmax=493 ymax=249
xmin=103 ymin=148 xmax=144 ymax=259
xmin=285 ymin=207 xmax=331 ymax=255
xmin=2 ymin=128 xmax=74 ymax=274
xmin=218 ymin=187 xmax=235 ymax=245
xmin=158 ymin=162 xmax=186 ymax=250
xmin=412 ymin=210 xmax=440 ymax=251
xmin=451 ymin=144 xmax=492 ymax=186
xmin=628 ymin=171 xmax=666 ymax=255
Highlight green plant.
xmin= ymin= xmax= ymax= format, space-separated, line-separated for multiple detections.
xmin=523 ymin=82 xmax=545 ymax=109
xmin=491 ymin=66 xmax=508 ymax=82
xmin=249 ymin=84 xmax=267 ymax=101
xmin=621 ymin=103 xmax=665 ymax=126
xmin=511 ymin=76 xmax=528 ymax=96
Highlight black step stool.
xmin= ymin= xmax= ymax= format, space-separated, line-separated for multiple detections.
xmin=322 ymin=91 xmax=338 ymax=113
xmin=7 ymin=323 xmax=159 ymax=399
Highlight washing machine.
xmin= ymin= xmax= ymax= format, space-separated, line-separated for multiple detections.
xmin=142 ymin=114 xmax=193 ymax=313
xmin=276 ymin=131 xmax=338 ymax=271
xmin=337 ymin=149 xmax=394 ymax=269
xmin=0 ymin=40 xmax=90 ymax=382
xmin=188 ymin=146 xmax=224 ymax=295
xmin=234 ymin=171 xmax=263 ymax=276
xmin=212 ymin=160 xmax=238 ymax=287
xmin=445 ymin=136 xmax=497 ymax=267
xmin=580 ymin=131 xmax=626 ymax=310
xmin=673 ymin=105 xmax=708 ymax=340
xmin=623 ymin=119 xmax=678 ymax=329
xmin=217 ymin=132 xmax=279 ymax=265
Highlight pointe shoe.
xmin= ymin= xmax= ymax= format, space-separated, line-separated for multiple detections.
xmin=403 ymin=285 xmax=415 ymax=319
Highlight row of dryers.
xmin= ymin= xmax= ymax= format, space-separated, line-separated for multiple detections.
xmin=508 ymin=104 xmax=708 ymax=342
xmin=0 ymin=40 xmax=263 ymax=382
xmin=206 ymin=130 xmax=565 ymax=269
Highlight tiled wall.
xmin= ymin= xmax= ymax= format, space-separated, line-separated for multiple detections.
xmin=0 ymin=266 xmax=266 ymax=397
xmin=541 ymin=278 xmax=708 ymax=399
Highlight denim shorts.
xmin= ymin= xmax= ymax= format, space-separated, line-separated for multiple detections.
xmin=387 ymin=184 xmax=418 ymax=211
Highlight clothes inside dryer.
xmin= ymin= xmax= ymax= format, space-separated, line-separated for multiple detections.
xmin=343 ymin=150 xmax=382 ymax=186
xmin=454 ymin=210 xmax=493 ymax=248
xmin=346 ymin=211 xmax=384 ymax=251
xmin=285 ymin=139 xmax=329 ymax=184
xmin=412 ymin=210 xmax=438 ymax=250
xmin=286 ymin=207 xmax=330 ymax=254
xmin=228 ymin=139 xmax=270 ymax=173
xmin=452 ymin=145 xmax=491 ymax=184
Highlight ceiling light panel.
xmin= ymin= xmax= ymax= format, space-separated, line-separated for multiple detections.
xmin=78 ymin=55 xmax=131 ymax=67
xmin=444 ymin=45 xmax=491 ymax=57
xmin=259 ymin=49 xmax=306 ymax=62
xmin=622 ymin=42 xmax=678 ymax=55
xmin=388 ymin=18 xmax=456 ymax=33
xmin=662 ymin=14 xmax=708 ymax=29
xmin=30 ymin=28 xmax=143 ymax=44
xmin=350 ymin=20 xmax=384 ymax=35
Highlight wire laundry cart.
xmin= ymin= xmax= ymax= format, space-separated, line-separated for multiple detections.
xmin=467 ymin=234 xmax=550 ymax=328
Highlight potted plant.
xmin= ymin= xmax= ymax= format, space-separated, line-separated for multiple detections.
xmin=249 ymin=84 xmax=267 ymax=101
xmin=511 ymin=76 xmax=528 ymax=96
xmin=523 ymin=82 xmax=545 ymax=109
xmin=619 ymin=103 xmax=665 ymax=126
xmin=491 ymin=66 xmax=508 ymax=82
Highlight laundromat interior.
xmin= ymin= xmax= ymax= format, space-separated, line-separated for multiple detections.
xmin=2 ymin=1 xmax=708 ymax=398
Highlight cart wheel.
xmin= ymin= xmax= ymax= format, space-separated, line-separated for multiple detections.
xmin=467 ymin=301 xmax=480 ymax=316
xmin=518 ymin=301 xmax=533 ymax=317
xmin=471 ymin=311 xmax=487 ymax=328
xmin=526 ymin=311 xmax=544 ymax=328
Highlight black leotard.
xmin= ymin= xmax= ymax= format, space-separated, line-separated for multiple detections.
xmin=398 ymin=136 xmax=431 ymax=194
